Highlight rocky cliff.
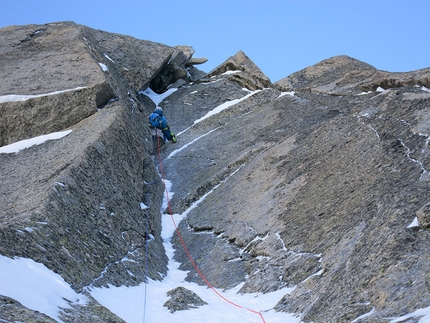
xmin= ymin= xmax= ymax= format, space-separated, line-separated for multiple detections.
xmin=1 ymin=21 xmax=430 ymax=323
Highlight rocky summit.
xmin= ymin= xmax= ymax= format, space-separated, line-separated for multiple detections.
xmin=1 ymin=21 xmax=430 ymax=323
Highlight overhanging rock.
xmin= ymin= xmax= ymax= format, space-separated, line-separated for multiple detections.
xmin=149 ymin=45 xmax=208 ymax=93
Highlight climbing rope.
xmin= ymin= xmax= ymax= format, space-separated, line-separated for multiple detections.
xmin=144 ymin=196 xmax=149 ymax=323
xmin=142 ymin=176 xmax=162 ymax=323
xmin=154 ymin=130 xmax=267 ymax=323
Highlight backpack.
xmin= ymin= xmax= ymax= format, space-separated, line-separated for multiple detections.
xmin=149 ymin=113 xmax=161 ymax=128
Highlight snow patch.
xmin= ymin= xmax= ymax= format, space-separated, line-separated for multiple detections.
xmin=222 ymin=70 xmax=241 ymax=75
xmin=104 ymin=53 xmax=115 ymax=63
xmin=357 ymin=91 xmax=373 ymax=95
xmin=351 ymin=307 xmax=375 ymax=322
xmin=389 ymin=306 xmax=430 ymax=322
xmin=193 ymin=89 xmax=261 ymax=125
xmin=98 ymin=62 xmax=108 ymax=72
xmin=407 ymin=217 xmax=420 ymax=228
xmin=0 ymin=255 xmax=87 ymax=322
xmin=0 ymin=130 xmax=72 ymax=154
xmin=139 ymin=87 xmax=178 ymax=107
xmin=0 ymin=87 xmax=86 ymax=103
xmin=277 ymin=91 xmax=295 ymax=98
xmin=275 ymin=232 xmax=288 ymax=250
xmin=90 ymin=278 xmax=300 ymax=323
xmin=169 ymin=127 xmax=221 ymax=158
xmin=201 ymin=78 xmax=223 ymax=85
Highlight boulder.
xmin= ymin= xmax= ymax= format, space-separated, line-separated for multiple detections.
xmin=164 ymin=286 xmax=208 ymax=313
xmin=274 ymin=77 xmax=294 ymax=92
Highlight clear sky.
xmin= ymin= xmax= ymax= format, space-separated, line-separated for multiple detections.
xmin=1 ymin=0 xmax=429 ymax=82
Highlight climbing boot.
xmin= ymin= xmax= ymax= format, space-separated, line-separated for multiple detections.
xmin=171 ymin=132 xmax=177 ymax=143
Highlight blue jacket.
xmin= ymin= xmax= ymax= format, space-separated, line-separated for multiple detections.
xmin=149 ymin=110 xmax=168 ymax=129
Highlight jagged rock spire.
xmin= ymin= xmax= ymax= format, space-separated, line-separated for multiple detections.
xmin=207 ymin=50 xmax=271 ymax=90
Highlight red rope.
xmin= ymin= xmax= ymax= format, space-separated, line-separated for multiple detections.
xmin=155 ymin=131 xmax=266 ymax=323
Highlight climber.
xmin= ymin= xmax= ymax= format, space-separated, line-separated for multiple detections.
xmin=148 ymin=107 xmax=177 ymax=143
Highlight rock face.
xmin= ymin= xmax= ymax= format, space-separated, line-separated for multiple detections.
xmin=0 ymin=22 xmax=176 ymax=146
xmin=0 ymin=21 xmax=203 ymax=322
xmin=417 ymin=202 xmax=430 ymax=228
xmin=1 ymin=21 xmax=430 ymax=323
xmin=160 ymin=56 xmax=430 ymax=323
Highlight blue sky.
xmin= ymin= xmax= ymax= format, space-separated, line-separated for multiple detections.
xmin=1 ymin=0 xmax=429 ymax=82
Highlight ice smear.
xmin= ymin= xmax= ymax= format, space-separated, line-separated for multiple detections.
xmin=0 ymin=130 xmax=72 ymax=154
xmin=0 ymin=255 xmax=87 ymax=322
xmin=0 ymin=86 xmax=86 ymax=103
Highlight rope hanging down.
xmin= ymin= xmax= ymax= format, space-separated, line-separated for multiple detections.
xmin=142 ymin=177 xmax=161 ymax=323
xmin=154 ymin=130 xmax=267 ymax=323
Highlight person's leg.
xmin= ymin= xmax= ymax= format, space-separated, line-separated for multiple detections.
xmin=162 ymin=129 xmax=172 ymax=141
